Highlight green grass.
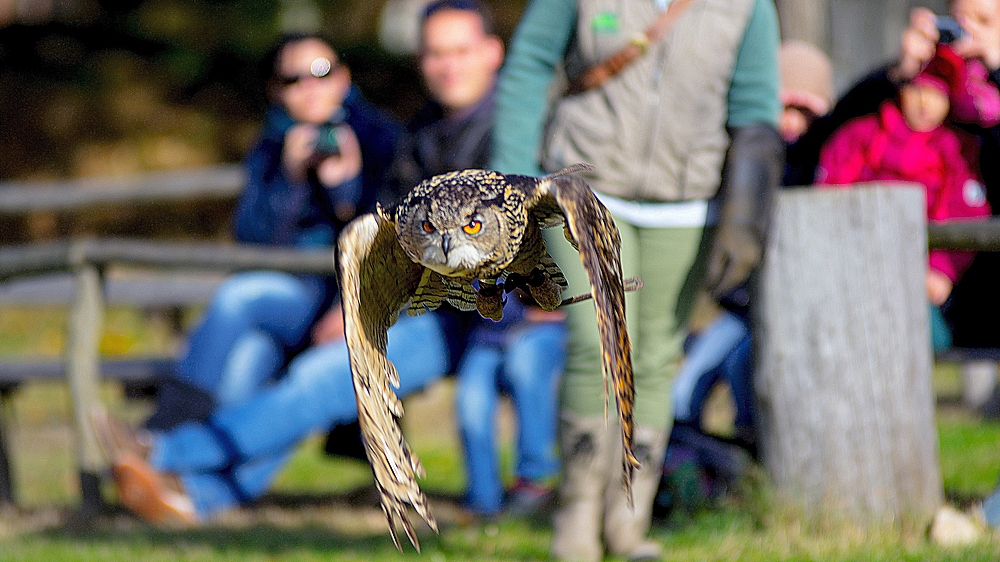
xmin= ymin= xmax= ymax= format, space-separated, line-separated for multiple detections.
xmin=2 ymin=490 xmax=999 ymax=562
xmin=1 ymin=403 xmax=999 ymax=561
xmin=2 ymin=307 xmax=1000 ymax=559
xmin=939 ymin=413 xmax=1000 ymax=499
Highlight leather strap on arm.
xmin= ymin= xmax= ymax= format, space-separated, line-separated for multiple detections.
xmin=566 ymin=0 xmax=695 ymax=95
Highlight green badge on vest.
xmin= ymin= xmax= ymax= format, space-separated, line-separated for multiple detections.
xmin=591 ymin=11 xmax=620 ymax=33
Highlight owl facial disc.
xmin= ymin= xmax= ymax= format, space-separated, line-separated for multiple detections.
xmin=395 ymin=172 xmax=511 ymax=277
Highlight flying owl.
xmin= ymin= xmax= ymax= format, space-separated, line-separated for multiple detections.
xmin=337 ymin=164 xmax=637 ymax=550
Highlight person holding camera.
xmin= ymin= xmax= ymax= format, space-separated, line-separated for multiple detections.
xmin=151 ymin=34 xmax=405 ymax=431
xmin=789 ymin=0 xmax=1000 ymax=187
xmin=894 ymin=4 xmax=1000 ymax=87
xmin=88 ymin=34 xmax=454 ymax=526
xmin=785 ymin=0 xmax=1000 ymax=346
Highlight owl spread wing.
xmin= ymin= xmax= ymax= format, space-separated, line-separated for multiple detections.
xmin=524 ymin=170 xmax=640 ymax=496
xmin=337 ymin=213 xmax=432 ymax=551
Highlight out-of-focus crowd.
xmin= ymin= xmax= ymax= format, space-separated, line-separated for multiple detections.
xmin=88 ymin=1 xmax=1000 ymax=560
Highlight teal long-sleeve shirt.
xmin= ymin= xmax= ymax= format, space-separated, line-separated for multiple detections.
xmin=490 ymin=0 xmax=781 ymax=176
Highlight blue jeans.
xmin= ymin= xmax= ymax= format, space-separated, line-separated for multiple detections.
xmin=672 ymin=311 xmax=753 ymax=431
xmin=455 ymin=321 xmax=565 ymax=515
xmin=148 ymin=312 xmax=448 ymax=518
xmin=175 ymin=271 xmax=328 ymax=407
xmin=983 ymin=482 xmax=1000 ymax=528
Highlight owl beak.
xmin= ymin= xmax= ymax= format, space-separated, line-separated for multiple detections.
xmin=441 ymin=234 xmax=452 ymax=255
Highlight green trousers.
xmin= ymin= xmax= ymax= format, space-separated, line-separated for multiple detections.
xmin=546 ymin=217 xmax=709 ymax=429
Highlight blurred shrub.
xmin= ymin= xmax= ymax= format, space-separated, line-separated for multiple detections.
xmin=0 ymin=0 xmax=524 ymax=182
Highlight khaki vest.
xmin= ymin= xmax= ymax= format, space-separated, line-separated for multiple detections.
xmin=542 ymin=0 xmax=755 ymax=202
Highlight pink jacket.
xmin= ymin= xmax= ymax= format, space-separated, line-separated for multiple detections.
xmin=816 ymin=101 xmax=991 ymax=282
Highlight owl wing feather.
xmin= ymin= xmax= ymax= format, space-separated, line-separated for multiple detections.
xmin=337 ymin=213 xmax=434 ymax=551
xmin=521 ymin=170 xmax=640 ymax=498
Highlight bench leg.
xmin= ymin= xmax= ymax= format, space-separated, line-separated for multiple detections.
xmin=67 ymin=263 xmax=106 ymax=515
xmin=0 ymin=389 xmax=14 ymax=506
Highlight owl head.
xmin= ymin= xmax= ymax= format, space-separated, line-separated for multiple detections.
xmin=392 ymin=169 xmax=524 ymax=277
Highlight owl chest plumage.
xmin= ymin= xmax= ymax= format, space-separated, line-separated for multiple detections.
xmin=407 ymin=200 xmax=532 ymax=314
xmin=407 ymin=220 xmax=565 ymax=317
xmin=396 ymin=169 xmax=567 ymax=317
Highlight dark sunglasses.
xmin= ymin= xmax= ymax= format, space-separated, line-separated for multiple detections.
xmin=784 ymin=104 xmax=820 ymax=121
xmin=278 ymin=57 xmax=338 ymax=86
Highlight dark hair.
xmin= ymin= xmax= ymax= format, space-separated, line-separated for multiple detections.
xmin=421 ymin=0 xmax=495 ymax=36
xmin=260 ymin=32 xmax=344 ymax=102
xmin=261 ymin=32 xmax=339 ymax=81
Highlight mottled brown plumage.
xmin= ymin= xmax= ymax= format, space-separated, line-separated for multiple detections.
xmin=337 ymin=165 xmax=637 ymax=550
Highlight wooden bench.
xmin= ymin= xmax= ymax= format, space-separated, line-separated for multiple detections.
xmin=0 ymin=270 xmax=228 ymax=505
xmin=927 ymin=220 xmax=1000 ymax=412
xmin=0 ymin=238 xmax=338 ymax=513
xmin=0 ymin=165 xmax=243 ymax=213
xmin=0 ymin=167 xmax=344 ymax=513
xmin=0 ymin=166 xmax=243 ymax=509
xmin=0 ymin=271 xmax=215 ymax=390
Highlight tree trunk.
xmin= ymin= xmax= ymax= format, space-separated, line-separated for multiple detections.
xmin=757 ymin=185 xmax=943 ymax=525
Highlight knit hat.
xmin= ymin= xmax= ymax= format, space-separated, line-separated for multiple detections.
xmin=911 ymin=44 xmax=965 ymax=97
xmin=779 ymin=40 xmax=833 ymax=117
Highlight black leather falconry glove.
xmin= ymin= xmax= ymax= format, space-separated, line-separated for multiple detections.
xmin=703 ymin=123 xmax=784 ymax=307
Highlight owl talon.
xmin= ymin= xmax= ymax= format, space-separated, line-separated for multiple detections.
xmin=476 ymin=283 xmax=504 ymax=321
xmin=526 ymin=269 xmax=564 ymax=311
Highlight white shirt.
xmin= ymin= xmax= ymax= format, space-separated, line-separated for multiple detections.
xmin=594 ymin=192 xmax=718 ymax=228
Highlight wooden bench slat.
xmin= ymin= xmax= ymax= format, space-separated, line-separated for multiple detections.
xmin=0 ymin=165 xmax=244 ymax=214
xmin=0 ymin=272 xmax=224 ymax=306
xmin=0 ymin=239 xmax=338 ymax=279
xmin=0 ymin=357 xmax=174 ymax=384
xmin=927 ymin=219 xmax=1000 ymax=251
xmin=935 ymin=348 xmax=1000 ymax=362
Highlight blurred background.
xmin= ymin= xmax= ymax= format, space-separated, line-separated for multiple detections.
xmin=1 ymin=3 xmax=999 ymax=550
xmin=0 ymin=0 xmax=534 ymax=184
xmin=0 ymin=0 xmax=952 ymax=241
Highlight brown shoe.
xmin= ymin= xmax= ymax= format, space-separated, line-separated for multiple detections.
xmin=90 ymin=406 xmax=152 ymax=463
xmin=91 ymin=406 xmax=195 ymax=527
xmin=113 ymin=453 xmax=197 ymax=527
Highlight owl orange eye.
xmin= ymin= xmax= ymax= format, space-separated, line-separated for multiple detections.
xmin=422 ymin=220 xmax=435 ymax=233
xmin=463 ymin=220 xmax=482 ymax=235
